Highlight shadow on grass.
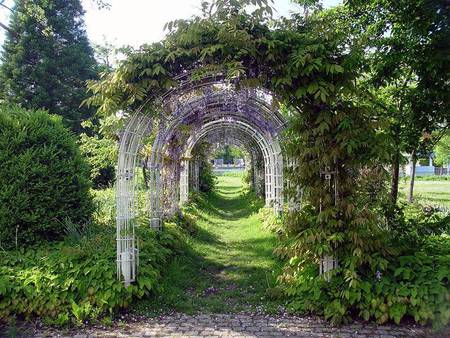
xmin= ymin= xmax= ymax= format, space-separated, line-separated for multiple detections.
xmin=132 ymin=175 xmax=281 ymax=315
xmin=197 ymin=189 xmax=263 ymax=221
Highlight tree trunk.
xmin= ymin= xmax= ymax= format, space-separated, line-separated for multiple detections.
xmin=390 ymin=155 xmax=400 ymax=204
xmin=408 ymin=152 xmax=417 ymax=202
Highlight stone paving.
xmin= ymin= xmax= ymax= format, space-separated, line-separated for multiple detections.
xmin=26 ymin=313 xmax=447 ymax=338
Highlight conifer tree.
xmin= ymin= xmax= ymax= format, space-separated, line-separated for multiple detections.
xmin=0 ymin=0 xmax=97 ymax=132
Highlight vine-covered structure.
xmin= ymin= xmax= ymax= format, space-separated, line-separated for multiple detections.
xmin=116 ymin=74 xmax=289 ymax=285
xmin=87 ymin=0 xmax=385 ymax=302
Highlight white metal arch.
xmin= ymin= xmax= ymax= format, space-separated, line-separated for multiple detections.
xmin=115 ymin=82 xmax=287 ymax=286
xmin=147 ymin=88 xmax=285 ymax=221
xmin=179 ymin=119 xmax=283 ymax=211
xmin=116 ymin=112 xmax=152 ymax=286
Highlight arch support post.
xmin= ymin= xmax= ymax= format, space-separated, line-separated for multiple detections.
xmin=149 ymin=163 xmax=162 ymax=230
xmin=191 ymin=158 xmax=200 ymax=192
xmin=116 ymin=113 xmax=151 ymax=286
xmin=264 ymin=153 xmax=273 ymax=207
xmin=180 ymin=159 xmax=189 ymax=205
xmin=273 ymin=151 xmax=284 ymax=215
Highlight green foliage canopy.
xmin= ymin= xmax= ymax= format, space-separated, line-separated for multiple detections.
xmin=84 ymin=0 xmax=448 ymax=326
xmin=346 ymin=0 xmax=450 ymax=200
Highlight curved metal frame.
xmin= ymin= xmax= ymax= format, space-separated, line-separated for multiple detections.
xmin=179 ymin=119 xmax=283 ymax=210
xmin=115 ymin=83 xmax=287 ymax=286
xmin=116 ymin=112 xmax=152 ymax=286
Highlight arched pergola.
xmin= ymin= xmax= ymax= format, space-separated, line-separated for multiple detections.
xmin=86 ymin=5 xmax=374 ymax=313
xmin=115 ymin=76 xmax=291 ymax=286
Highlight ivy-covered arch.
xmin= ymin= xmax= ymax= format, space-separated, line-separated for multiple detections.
xmin=182 ymin=118 xmax=284 ymax=206
xmin=116 ymin=84 xmax=286 ymax=285
xmin=87 ymin=0 xmax=384 ymax=295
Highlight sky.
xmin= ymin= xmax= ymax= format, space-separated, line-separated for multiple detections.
xmin=0 ymin=0 xmax=342 ymax=49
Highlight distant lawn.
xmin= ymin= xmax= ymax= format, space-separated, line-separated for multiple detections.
xmin=399 ymin=179 xmax=450 ymax=207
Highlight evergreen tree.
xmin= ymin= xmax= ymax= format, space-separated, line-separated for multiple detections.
xmin=0 ymin=0 xmax=97 ymax=133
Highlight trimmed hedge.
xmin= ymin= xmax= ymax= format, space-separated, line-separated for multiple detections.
xmin=0 ymin=105 xmax=93 ymax=248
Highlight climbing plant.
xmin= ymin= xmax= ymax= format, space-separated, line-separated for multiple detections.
xmin=85 ymin=0 xmax=448 ymax=326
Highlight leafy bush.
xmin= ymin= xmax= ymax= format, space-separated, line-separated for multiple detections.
xmin=281 ymin=238 xmax=450 ymax=329
xmin=91 ymin=188 xmax=116 ymax=226
xmin=386 ymin=203 xmax=450 ymax=249
xmin=0 ymin=224 xmax=182 ymax=325
xmin=242 ymin=168 xmax=253 ymax=190
xmin=196 ymin=144 xmax=216 ymax=193
xmin=79 ymin=132 xmax=117 ymax=189
xmin=272 ymin=202 xmax=450 ymax=329
xmin=259 ymin=207 xmax=284 ymax=234
xmin=0 ymin=105 xmax=93 ymax=248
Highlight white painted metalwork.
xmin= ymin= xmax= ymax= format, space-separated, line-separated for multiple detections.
xmin=179 ymin=159 xmax=189 ymax=204
xmin=320 ymin=255 xmax=338 ymax=281
xmin=182 ymin=119 xmax=284 ymax=212
xmin=116 ymin=112 xmax=152 ymax=287
xmin=115 ymin=80 xmax=288 ymax=285
xmin=146 ymin=88 xmax=286 ymax=223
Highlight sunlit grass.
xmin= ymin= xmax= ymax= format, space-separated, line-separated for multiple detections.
xmin=399 ymin=179 xmax=450 ymax=207
xmin=134 ymin=174 xmax=283 ymax=315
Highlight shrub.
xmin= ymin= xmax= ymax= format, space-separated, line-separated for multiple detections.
xmin=91 ymin=188 xmax=116 ymax=226
xmin=385 ymin=203 xmax=450 ymax=252
xmin=0 ymin=225 xmax=181 ymax=325
xmin=197 ymin=144 xmax=216 ymax=192
xmin=79 ymin=132 xmax=117 ymax=189
xmin=273 ymin=202 xmax=450 ymax=329
xmin=282 ymin=238 xmax=450 ymax=329
xmin=0 ymin=105 xmax=93 ymax=248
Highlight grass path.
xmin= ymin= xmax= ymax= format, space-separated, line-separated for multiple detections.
xmin=135 ymin=175 xmax=282 ymax=315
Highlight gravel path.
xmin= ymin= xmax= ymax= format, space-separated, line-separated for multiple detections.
xmin=26 ymin=313 xmax=446 ymax=338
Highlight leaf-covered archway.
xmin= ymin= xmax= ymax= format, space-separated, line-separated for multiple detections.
xmin=87 ymin=0 xmax=384 ymax=294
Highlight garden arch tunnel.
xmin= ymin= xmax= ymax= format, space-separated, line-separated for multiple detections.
xmin=115 ymin=80 xmax=290 ymax=286
xmin=180 ymin=119 xmax=284 ymax=209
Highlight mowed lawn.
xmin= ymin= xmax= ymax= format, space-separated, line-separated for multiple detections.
xmin=399 ymin=179 xmax=450 ymax=207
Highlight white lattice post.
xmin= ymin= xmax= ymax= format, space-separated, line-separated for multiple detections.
xmin=148 ymin=124 xmax=168 ymax=231
xmin=319 ymin=165 xmax=339 ymax=280
xmin=264 ymin=153 xmax=272 ymax=207
xmin=286 ymin=157 xmax=293 ymax=211
xmin=193 ymin=158 xmax=200 ymax=192
xmin=319 ymin=255 xmax=338 ymax=282
xmin=273 ymin=148 xmax=284 ymax=215
xmin=116 ymin=113 xmax=151 ymax=286
xmin=179 ymin=159 xmax=189 ymax=204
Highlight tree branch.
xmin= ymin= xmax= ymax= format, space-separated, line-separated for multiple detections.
xmin=0 ymin=1 xmax=13 ymax=12
xmin=0 ymin=21 xmax=17 ymax=38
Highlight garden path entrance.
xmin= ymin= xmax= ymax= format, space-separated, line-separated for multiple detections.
xmin=138 ymin=174 xmax=282 ymax=314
